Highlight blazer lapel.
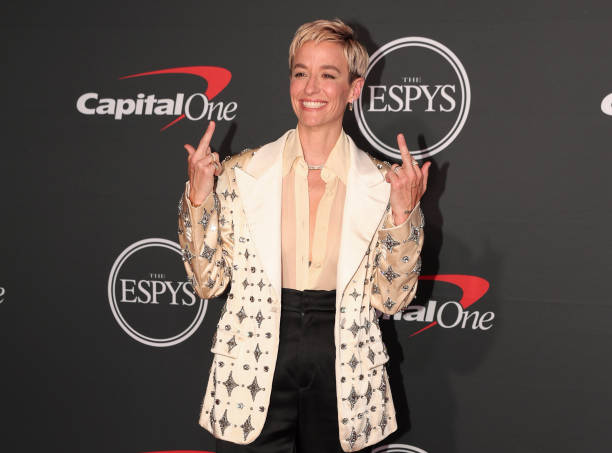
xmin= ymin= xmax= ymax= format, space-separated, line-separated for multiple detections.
xmin=234 ymin=131 xmax=290 ymax=299
xmin=234 ymin=130 xmax=388 ymax=300
xmin=336 ymin=136 xmax=390 ymax=296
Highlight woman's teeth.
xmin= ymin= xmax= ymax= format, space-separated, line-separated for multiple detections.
xmin=302 ymin=101 xmax=326 ymax=108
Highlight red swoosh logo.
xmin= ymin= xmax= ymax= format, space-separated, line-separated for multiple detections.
xmin=410 ymin=274 xmax=490 ymax=337
xmin=119 ymin=66 xmax=232 ymax=131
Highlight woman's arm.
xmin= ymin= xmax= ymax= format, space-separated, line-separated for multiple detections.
xmin=370 ymin=204 xmax=424 ymax=315
xmin=371 ymin=132 xmax=429 ymax=314
xmin=178 ymin=165 xmax=234 ymax=299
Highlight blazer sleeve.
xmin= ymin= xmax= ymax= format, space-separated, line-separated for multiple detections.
xmin=177 ymin=164 xmax=234 ymax=299
xmin=370 ymin=203 xmax=424 ymax=315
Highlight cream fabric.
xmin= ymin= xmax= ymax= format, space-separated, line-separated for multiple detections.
xmin=280 ymin=128 xmax=349 ymax=290
xmin=178 ymin=130 xmax=424 ymax=451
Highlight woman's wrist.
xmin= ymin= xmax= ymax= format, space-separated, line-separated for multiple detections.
xmin=391 ymin=206 xmax=412 ymax=226
xmin=186 ymin=182 xmax=210 ymax=208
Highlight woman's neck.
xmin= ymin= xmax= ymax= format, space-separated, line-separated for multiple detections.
xmin=297 ymin=123 xmax=342 ymax=166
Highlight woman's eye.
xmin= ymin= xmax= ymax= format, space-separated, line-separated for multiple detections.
xmin=323 ymin=73 xmax=336 ymax=79
xmin=293 ymin=72 xmax=306 ymax=78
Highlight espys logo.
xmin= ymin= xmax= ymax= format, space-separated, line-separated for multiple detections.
xmin=602 ymin=93 xmax=612 ymax=115
xmin=372 ymin=444 xmax=429 ymax=453
xmin=76 ymin=66 xmax=237 ymax=131
xmin=355 ymin=37 xmax=470 ymax=160
xmin=108 ymin=238 xmax=208 ymax=347
xmin=383 ymin=274 xmax=492 ymax=337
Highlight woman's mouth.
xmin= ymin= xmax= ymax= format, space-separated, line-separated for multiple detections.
xmin=301 ymin=100 xmax=327 ymax=109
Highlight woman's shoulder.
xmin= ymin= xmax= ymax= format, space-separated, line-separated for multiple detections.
xmin=220 ymin=147 xmax=261 ymax=171
xmin=223 ymin=129 xmax=293 ymax=174
xmin=356 ymin=148 xmax=394 ymax=177
xmin=346 ymin=131 xmax=394 ymax=177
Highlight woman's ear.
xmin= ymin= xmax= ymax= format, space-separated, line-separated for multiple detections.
xmin=349 ymin=77 xmax=365 ymax=104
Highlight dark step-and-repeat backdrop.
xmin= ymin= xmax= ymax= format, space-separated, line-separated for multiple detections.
xmin=2 ymin=1 xmax=611 ymax=452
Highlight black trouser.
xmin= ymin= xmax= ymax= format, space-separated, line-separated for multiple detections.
xmin=216 ymin=288 xmax=346 ymax=453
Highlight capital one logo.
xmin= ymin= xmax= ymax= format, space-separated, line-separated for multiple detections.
xmin=384 ymin=274 xmax=493 ymax=336
xmin=108 ymin=238 xmax=208 ymax=347
xmin=77 ymin=66 xmax=237 ymax=131
xmin=602 ymin=93 xmax=612 ymax=115
xmin=372 ymin=444 xmax=428 ymax=453
xmin=355 ymin=37 xmax=470 ymax=160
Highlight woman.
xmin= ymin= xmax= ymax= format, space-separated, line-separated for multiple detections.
xmin=178 ymin=19 xmax=430 ymax=453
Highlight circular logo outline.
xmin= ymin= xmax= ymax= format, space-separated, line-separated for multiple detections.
xmin=602 ymin=93 xmax=612 ymax=116
xmin=355 ymin=36 xmax=471 ymax=160
xmin=373 ymin=444 xmax=429 ymax=453
xmin=108 ymin=238 xmax=208 ymax=347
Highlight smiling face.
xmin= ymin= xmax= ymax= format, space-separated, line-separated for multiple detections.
xmin=290 ymin=40 xmax=364 ymax=132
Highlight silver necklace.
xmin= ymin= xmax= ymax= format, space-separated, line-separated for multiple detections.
xmin=307 ymin=164 xmax=323 ymax=170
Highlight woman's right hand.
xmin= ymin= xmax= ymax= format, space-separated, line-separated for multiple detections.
xmin=184 ymin=121 xmax=222 ymax=206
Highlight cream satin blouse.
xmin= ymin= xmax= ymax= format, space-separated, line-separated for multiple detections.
xmin=280 ymin=128 xmax=349 ymax=291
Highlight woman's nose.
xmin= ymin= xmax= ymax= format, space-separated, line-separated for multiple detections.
xmin=304 ymin=75 xmax=319 ymax=94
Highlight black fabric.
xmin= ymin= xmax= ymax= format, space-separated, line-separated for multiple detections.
xmin=216 ymin=288 xmax=350 ymax=453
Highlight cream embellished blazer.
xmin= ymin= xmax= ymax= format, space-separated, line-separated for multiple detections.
xmin=178 ymin=130 xmax=424 ymax=452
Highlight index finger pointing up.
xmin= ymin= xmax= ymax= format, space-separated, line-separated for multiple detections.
xmin=396 ymin=133 xmax=413 ymax=166
xmin=197 ymin=120 xmax=216 ymax=154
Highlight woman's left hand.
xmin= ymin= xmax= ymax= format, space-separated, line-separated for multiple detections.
xmin=385 ymin=133 xmax=431 ymax=225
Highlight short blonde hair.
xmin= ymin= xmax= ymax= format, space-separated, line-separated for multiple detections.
xmin=288 ymin=19 xmax=369 ymax=82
